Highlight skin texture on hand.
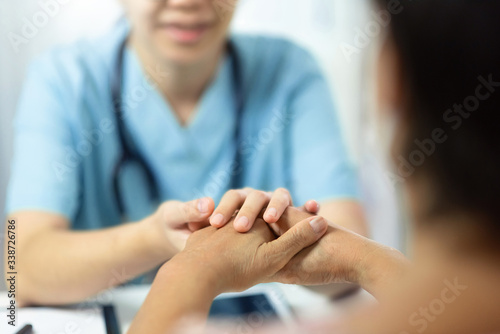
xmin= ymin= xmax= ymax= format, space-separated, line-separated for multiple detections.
xmin=173 ymin=214 xmax=328 ymax=294
xmin=271 ymin=207 xmax=314 ymax=235
xmin=270 ymin=208 xmax=360 ymax=285
xmin=128 ymin=212 xmax=328 ymax=334
xmin=130 ymin=206 xmax=408 ymax=333
xmin=271 ymin=207 xmax=409 ymax=298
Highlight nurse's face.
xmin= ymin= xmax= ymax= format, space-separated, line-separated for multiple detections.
xmin=123 ymin=0 xmax=236 ymax=65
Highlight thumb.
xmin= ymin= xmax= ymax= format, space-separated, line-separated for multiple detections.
xmin=162 ymin=197 xmax=215 ymax=224
xmin=261 ymin=216 xmax=328 ymax=269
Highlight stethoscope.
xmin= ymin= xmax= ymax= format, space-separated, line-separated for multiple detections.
xmin=111 ymin=36 xmax=246 ymax=217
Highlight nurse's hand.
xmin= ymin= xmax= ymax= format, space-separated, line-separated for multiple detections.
xmin=146 ymin=197 xmax=215 ymax=258
xmin=209 ymin=187 xmax=320 ymax=233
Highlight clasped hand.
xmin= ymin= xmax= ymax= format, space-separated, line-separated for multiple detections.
xmin=146 ymin=187 xmax=319 ymax=258
xmin=172 ymin=212 xmax=328 ymax=294
xmin=151 ymin=187 xmax=384 ymax=294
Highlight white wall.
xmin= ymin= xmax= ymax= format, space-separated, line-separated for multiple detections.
xmin=0 ymin=0 xmax=402 ymax=290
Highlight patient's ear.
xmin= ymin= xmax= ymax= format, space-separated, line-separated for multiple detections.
xmin=377 ymin=37 xmax=404 ymax=117
xmin=376 ymin=36 xmax=412 ymax=162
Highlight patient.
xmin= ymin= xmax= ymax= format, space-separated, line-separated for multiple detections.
xmin=128 ymin=0 xmax=500 ymax=333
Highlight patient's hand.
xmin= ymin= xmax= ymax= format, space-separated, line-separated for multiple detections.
xmin=168 ymin=213 xmax=328 ymax=294
xmin=272 ymin=208 xmax=408 ymax=296
xmin=128 ymin=213 xmax=327 ymax=334
xmin=271 ymin=208 xmax=374 ymax=285
xmin=271 ymin=208 xmax=357 ymax=285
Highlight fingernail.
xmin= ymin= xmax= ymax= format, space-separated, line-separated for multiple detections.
xmin=210 ymin=213 xmax=224 ymax=226
xmin=265 ymin=207 xmax=277 ymax=219
xmin=198 ymin=198 xmax=209 ymax=213
xmin=309 ymin=218 xmax=326 ymax=234
xmin=236 ymin=216 xmax=249 ymax=230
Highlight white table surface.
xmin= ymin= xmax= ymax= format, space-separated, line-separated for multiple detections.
xmin=1 ymin=283 xmax=374 ymax=333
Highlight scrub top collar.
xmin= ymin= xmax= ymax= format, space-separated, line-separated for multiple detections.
xmin=119 ymin=44 xmax=238 ymax=200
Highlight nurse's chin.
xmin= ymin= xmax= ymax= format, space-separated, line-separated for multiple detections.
xmin=154 ymin=44 xmax=221 ymax=68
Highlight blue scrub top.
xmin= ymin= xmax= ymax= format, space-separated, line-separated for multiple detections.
xmin=6 ymin=21 xmax=359 ymax=230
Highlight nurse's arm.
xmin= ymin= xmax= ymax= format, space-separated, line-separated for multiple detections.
xmin=5 ymin=211 xmax=168 ymax=307
xmin=318 ymin=199 xmax=368 ymax=236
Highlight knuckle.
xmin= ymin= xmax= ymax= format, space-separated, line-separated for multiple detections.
xmin=159 ymin=201 xmax=178 ymax=219
xmin=281 ymin=269 xmax=303 ymax=285
xmin=291 ymin=233 xmax=306 ymax=249
xmin=285 ymin=229 xmax=304 ymax=250
xmin=182 ymin=202 xmax=195 ymax=218
xmin=276 ymin=187 xmax=289 ymax=196
xmin=161 ymin=201 xmax=176 ymax=212
xmin=260 ymin=249 xmax=280 ymax=267
xmin=157 ymin=202 xmax=168 ymax=215
xmin=226 ymin=189 xmax=239 ymax=198
xmin=252 ymin=190 xmax=270 ymax=202
xmin=237 ymin=189 xmax=249 ymax=201
xmin=273 ymin=197 xmax=288 ymax=207
xmin=223 ymin=189 xmax=244 ymax=204
xmin=274 ymin=188 xmax=291 ymax=204
xmin=290 ymin=226 xmax=307 ymax=249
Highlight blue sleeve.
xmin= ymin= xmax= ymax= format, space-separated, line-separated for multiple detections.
xmin=5 ymin=55 xmax=80 ymax=220
xmin=287 ymin=50 xmax=360 ymax=205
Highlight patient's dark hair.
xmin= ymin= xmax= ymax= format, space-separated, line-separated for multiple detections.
xmin=375 ymin=0 xmax=500 ymax=237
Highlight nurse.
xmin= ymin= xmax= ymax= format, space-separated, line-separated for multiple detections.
xmin=5 ymin=0 xmax=365 ymax=306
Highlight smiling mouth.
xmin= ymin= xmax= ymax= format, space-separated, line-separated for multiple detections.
xmin=160 ymin=23 xmax=212 ymax=44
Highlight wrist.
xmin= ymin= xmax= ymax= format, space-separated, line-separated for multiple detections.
xmin=139 ymin=213 xmax=174 ymax=262
xmin=158 ymin=257 xmax=221 ymax=299
xmin=129 ymin=257 xmax=219 ymax=333
xmin=355 ymin=240 xmax=410 ymax=299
